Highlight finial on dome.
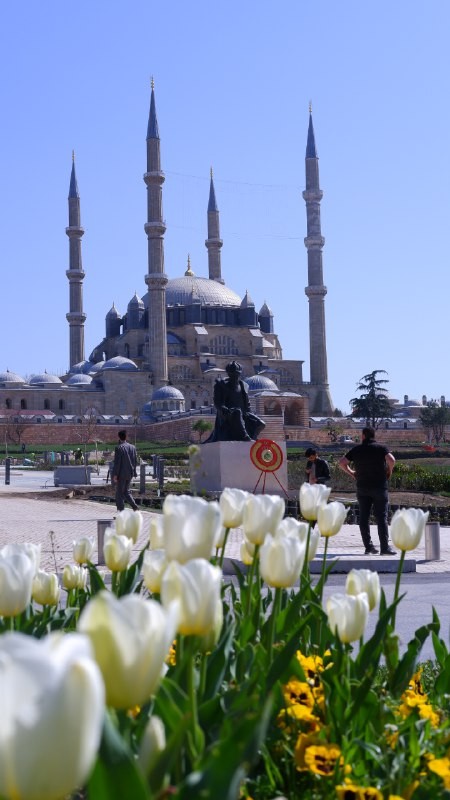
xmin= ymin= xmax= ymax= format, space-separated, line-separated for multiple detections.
xmin=185 ymin=254 xmax=194 ymax=277
xmin=151 ymin=76 xmax=154 ymax=90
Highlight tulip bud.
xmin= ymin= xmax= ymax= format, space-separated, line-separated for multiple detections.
xmin=32 ymin=570 xmax=60 ymax=607
xmin=242 ymin=494 xmax=285 ymax=545
xmin=390 ymin=508 xmax=429 ymax=552
xmin=63 ymin=564 xmax=88 ymax=591
xmin=299 ymin=483 xmax=331 ymax=522
xmin=0 ymin=631 xmax=105 ymax=800
xmin=103 ymin=530 xmax=133 ymax=572
xmin=138 ymin=716 xmax=166 ymax=775
xmin=78 ymin=590 xmax=179 ymax=709
xmin=326 ymin=592 xmax=369 ymax=643
xmin=346 ymin=569 xmax=380 ymax=611
xmin=260 ymin=534 xmax=305 ymax=588
xmin=1 ymin=542 xmax=41 ymax=575
xmin=163 ymin=494 xmax=221 ymax=563
xmin=317 ymin=501 xmax=347 ymax=538
xmin=149 ymin=515 xmax=165 ymax=549
xmin=161 ymin=558 xmax=222 ymax=636
xmin=219 ymin=487 xmax=249 ymax=528
xmin=198 ymin=598 xmax=224 ymax=653
xmin=143 ymin=549 xmax=167 ymax=594
xmin=0 ymin=552 xmax=35 ymax=617
xmin=72 ymin=536 xmax=95 ymax=565
xmin=115 ymin=508 xmax=143 ymax=544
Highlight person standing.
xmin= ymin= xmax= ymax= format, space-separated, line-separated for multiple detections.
xmin=112 ymin=429 xmax=139 ymax=512
xmin=338 ymin=427 xmax=396 ymax=555
xmin=304 ymin=448 xmax=330 ymax=484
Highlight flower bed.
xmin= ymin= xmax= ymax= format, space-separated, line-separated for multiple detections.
xmin=0 ymin=489 xmax=449 ymax=799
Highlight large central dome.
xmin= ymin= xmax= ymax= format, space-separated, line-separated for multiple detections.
xmin=144 ymin=276 xmax=241 ymax=308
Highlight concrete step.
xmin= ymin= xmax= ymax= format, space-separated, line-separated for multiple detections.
xmin=222 ymin=556 xmax=416 ymax=575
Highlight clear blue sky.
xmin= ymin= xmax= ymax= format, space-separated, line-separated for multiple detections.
xmin=1 ymin=1 xmax=448 ymax=414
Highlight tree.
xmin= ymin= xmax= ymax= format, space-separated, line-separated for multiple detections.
xmin=326 ymin=421 xmax=344 ymax=442
xmin=419 ymin=400 xmax=450 ymax=445
xmin=349 ymin=370 xmax=394 ymax=429
xmin=3 ymin=414 xmax=30 ymax=445
xmin=192 ymin=419 xmax=213 ymax=442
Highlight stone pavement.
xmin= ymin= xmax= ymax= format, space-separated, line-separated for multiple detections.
xmin=0 ymin=469 xmax=448 ymax=574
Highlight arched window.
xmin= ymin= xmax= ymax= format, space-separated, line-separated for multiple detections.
xmin=20 ymin=399 xmax=27 ymax=410
xmin=44 ymin=399 xmax=50 ymax=410
xmin=59 ymin=399 xmax=65 ymax=410
xmin=5 ymin=399 xmax=11 ymax=409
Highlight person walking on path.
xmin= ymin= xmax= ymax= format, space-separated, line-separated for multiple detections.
xmin=338 ymin=426 xmax=396 ymax=555
xmin=112 ymin=430 xmax=139 ymax=512
xmin=304 ymin=448 xmax=331 ymax=485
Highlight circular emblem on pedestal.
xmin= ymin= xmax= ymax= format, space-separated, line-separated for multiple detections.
xmin=250 ymin=439 xmax=283 ymax=473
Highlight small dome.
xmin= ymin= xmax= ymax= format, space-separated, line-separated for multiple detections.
xmin=259 ymin=302 xmax=273 ymax=316
xmin=100 ymin=356 xmax=138 ymax=372
xmin=0 ymin=370 xmax=25 ymax=384
xmin=246 ymin=374 xmax=278 ymax=392
xmin=151 ymin=386 xmax=185 ymax=401
xmin=69 ymin=360 xmax=93 ymax=375
xmin=88 ymin=361 xmax=105 ymax=374
xmin=66 ymin=373 xmax=93 ymax=386
xmin=29 ymin=372 xmax=62 ymax=385
xmin=106 ymin=303 xmax=121 ymax=318
xmin=127 ymin=292 xmax=144 ymax=309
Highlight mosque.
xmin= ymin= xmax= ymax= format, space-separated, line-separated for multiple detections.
xmin=0 ymin=85 xmax=334 ymax=435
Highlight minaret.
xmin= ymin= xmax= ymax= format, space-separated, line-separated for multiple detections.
xmin=65 ymin=152 xmax=86 ymax=368
xmin=303 ymin=106 xmax=333 ymax=414
xmin=144 ymin=79 xmax=168 ymax=387
xmin=205 ymin=167 xmax=224 ymax=283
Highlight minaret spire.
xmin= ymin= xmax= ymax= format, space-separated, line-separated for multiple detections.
xmin=303 ymin=108 xmax=333 ymax=414
xmin=144 ymin=79 xmax=168 ymax=387
xmin=65 ymin=153 xmax=86 ymax=368
xmin=205 ymin=167 xmax=224 ymax=283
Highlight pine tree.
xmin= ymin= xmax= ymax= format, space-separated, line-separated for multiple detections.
xmin=349 ymin=370 xmax=394 ymax=429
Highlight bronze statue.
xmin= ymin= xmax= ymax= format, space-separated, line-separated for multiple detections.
xmin=205 ymin=361 xmax=266 ymax=442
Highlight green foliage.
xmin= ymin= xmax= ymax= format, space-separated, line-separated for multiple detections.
xmin=419 ymin=400 xmax=450 ymax=445
xmin=350 ymin=369 xmax=394 ymax=428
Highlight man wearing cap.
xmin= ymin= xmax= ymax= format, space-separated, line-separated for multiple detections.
xmin=206 ymin=361 xmax=265 ymax=442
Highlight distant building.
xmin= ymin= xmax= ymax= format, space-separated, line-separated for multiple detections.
xmin=0 ymin=85 xmax=334 ymax=429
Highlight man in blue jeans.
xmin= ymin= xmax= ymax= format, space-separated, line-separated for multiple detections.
xmin=338 ymin=427 xmax=396 ymax=555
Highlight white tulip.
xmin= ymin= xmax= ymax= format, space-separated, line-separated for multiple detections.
xmin=306 ymin=528 xmax=321 ymax=561
xmin=103 ymin=530 xmax=133 ymax=572
xmin=63 ymin=564 xmax=88 ymax=591
xmin=149 ymin=515 xmax=165 ymax=549
xmin=143 ymin=549 xmax=168 ymax=593
xmin=115 ymin=508 xmax=143 ymax=544
xmin=72 ymin=536 xmax=95 ymax=564
xmin=219 ymin=487 xmax=249 ymax=528
xmin=163 ymin=494 xmax=221 ymax=563
xmin=161 ymin=558 xmax=222 ymax=636
xmin=260 ymin=534 xmax=305 ymax=588
xmin=1 ymin=542 xmax=41 ymax=574
xmin=138 ymin=716 xmax=166 ymax=775
xmin=0 ymin=631 xmax=104 ymax=800
xmin=276 ymin=517 xmax=308 ymax=540
xmin=346 ymin=569 xmax=380 ymax=611
xmin=0 ymin=552 xmax=35 ymax=617
xmin=326 ymin=592 xmax=369 ymax=643
xmin=78 ymin=590 xmax=178 ymax=709
xmin=32 ymin=570 xmax=60 ymax=607
xmin=317 ymin=501 xmax=347 ymax=537
xmin=299 ymin=483 xmax=331 ymax=521
xmin=390 ymin=508 xmax=429 ymax=552
xmin=240 ymin=538 xmax=255 ymax=565
xmin=242 ymin=494 xmax=285 ymax=545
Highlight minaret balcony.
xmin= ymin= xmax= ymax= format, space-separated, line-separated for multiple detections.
xmin=145 ymin=273 xmax=169 ymax=288
xmin=66 ymin=269 xmax=86 ymax=280
xmin=66 ymin=312 xmax=87 ymax=323
xmin=302 ymin=189 xmax=323 ymax=202
xmin=144 ymin=221 xmax=167 ymax=237
xmin=305 ymin=285 xmax=327 ymax=298
xmin=143 ymin=171 xmax=166 ymax=185
xmin=205 ymin=238 xmax=223 ymax=249
xmin=304 ymin=235 xmax=325 ymax=249
xmin=65 ymin=226 xmax=84 ymax=237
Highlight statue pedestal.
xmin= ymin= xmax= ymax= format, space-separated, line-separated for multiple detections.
xmin=189 ymin=441 xmax=288 ymax=496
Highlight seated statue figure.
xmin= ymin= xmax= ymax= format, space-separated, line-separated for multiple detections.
xmin=205 ymin=361 xmax=266 ymax=443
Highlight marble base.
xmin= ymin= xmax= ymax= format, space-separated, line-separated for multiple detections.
xmin=190 ymin=440 xmax=288 ymax=496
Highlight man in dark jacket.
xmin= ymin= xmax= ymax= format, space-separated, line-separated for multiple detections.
xmin=338 ymin=427 xmax=396 ymax=555
xmin=304 ymin=448 xmax=330 ymax=485
xmin=112 ymin=429 xmax=139 ymax=511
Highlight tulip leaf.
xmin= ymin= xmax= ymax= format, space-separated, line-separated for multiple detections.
xmin=434 ymin=652 xmax=450 ymax=695
xmin=202 ymin=616 xmax=235 ymax=700
xmin=265 ymin=614 xmax=313 ymax=691
xmin=86 ymin=564 xmax=107 ymax=595
xmin=88 ymin=712 xmax=150 ymax=800
xmin=389 ymin=621 xmax=438 ymax=695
